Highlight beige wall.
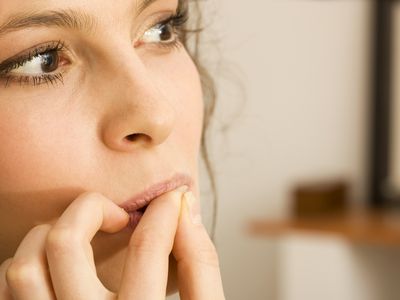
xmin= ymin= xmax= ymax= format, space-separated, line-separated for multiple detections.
xmin=390 ymin=3 xmax=400 ymax=190
xmin=210 ymin=0 xmax=371 ymax=299
xmin=169 ymin=1 xmax=400 ymax=300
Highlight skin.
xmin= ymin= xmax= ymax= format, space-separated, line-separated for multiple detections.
xmin=0 ymin=0 xmax=225 ymax=298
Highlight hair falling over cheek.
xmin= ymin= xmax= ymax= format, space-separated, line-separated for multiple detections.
xmin=182 ymin=0 xmax=219 ymax=241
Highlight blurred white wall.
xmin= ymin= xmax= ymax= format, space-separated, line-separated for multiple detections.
xmin=169 ymin=0 xmax=400 ymax=300
xmin=205 ymin=0 xmax=400 ymax=299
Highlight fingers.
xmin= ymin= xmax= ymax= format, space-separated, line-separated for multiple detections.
xmin=45 ymin=192 xmax=129 ymax=300
xmin=172 ymin=191 xmax=226 ymax=300
xmin=3 ymin=225 xmax=56 ymax=300
xmin=0 ymin=259 xmax=13 ymax=300
xmin=118 ymin=186 xmax=187 ymax=300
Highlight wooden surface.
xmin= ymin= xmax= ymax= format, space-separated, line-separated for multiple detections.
xmin=247 ymin=209 xmax=400 ymax=247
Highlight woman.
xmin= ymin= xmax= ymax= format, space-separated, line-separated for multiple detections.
xmin=0 ymin=0 xmax=225 ymax=298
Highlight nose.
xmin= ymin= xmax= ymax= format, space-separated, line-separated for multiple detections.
xmin=99 ymin=52 xmax=176 ymax=152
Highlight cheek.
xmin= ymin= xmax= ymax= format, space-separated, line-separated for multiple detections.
xmin=0 ymin=110 xmax=55 ymax=189
xmin=0 ymin=101 xmax=92 ymax=191
xmin=178 ymin=70 xmax=204 ymax=160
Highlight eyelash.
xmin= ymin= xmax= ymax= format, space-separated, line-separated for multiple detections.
xmin=149 ymin=6 xmax=189 ymax=51
xmin=0 ymin=8 xmax=189 ymax=88
xmin=0 ymin=41 xmax=67 ymax=88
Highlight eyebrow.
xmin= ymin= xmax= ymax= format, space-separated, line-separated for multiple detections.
xmin=136 ymin=0 xmax=159 ymax=16
xmin=0 ymin=9 xmax=97 ymax=37
xmin=0 ymin=0 xmax=160 ymax=37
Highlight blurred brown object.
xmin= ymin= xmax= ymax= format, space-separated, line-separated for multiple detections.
xmin=292 ymin=180 xmax=349 ymax=217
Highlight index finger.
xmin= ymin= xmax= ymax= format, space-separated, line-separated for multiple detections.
xmin=118 ymin=186 xmax=187 ymax=300
xmin=45 ymin=192 xmax=129 ymax=299
xmin=172 ymin=191 xmax=225 ymax=300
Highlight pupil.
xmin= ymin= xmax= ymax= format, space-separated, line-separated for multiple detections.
xmin=41 ymin=51 xmax=59 ymax=73
xmin=160 ymin=24 xmax=173 ymax=41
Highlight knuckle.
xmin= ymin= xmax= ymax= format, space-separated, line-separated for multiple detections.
xmin=195 ymin=243 xmax=220 ymax=268
xmin=178 ymin=237 xmax=220 ymax=268
xmin=75 ymin=192 xmax=108 ymax=211
xmin=45 ymin=226 xmax=79 ymax=254
xmin=30 ymin=224 xmax=52 ymax=235
xmin=78 ymin=191 xmax=106 ymax=204
xmin=6 ymin=259 xmax=41 ymax=288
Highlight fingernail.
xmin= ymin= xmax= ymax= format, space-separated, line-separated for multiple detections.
xmin=184 ymin=191 xmax=202 ymax=225
xmin=176 ymin=185 xmax=189 ymax=193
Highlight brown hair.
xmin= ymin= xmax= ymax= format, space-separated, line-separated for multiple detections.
xmin=180 ymin=0 xmax=218 ymax=240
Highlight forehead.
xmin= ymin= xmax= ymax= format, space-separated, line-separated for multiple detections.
xmin=0 ymin=0 xmax=178 ymax=39
xmin=0 ymin=0 xmax=168 ymax=22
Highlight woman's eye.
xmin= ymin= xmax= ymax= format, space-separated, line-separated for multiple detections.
xmin=141 ymin=22 xmax=176 ymax=44
xmin=12 ymin=50 xmax=60 ymax=75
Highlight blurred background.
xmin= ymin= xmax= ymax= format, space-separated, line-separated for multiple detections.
xmin=169 ymin=0 xmax=400 ymax=299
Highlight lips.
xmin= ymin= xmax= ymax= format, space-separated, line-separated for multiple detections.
xmin=118 ymin=173 xmax=194 ymax=213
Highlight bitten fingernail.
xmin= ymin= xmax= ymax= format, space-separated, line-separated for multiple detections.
xmin=177 ymin=185 xmax=189 ymax=193
xmin=184 ymin=191 xmax=202 ymax=225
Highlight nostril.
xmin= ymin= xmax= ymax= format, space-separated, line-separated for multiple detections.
xmin=125 ymin=133 xmax=140 ymax=142
xmin=124 ymin=133 xmax=151 ymax=143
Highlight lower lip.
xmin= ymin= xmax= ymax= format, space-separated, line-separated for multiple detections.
xmin=128 ymin=210 xmax=144 ymax=230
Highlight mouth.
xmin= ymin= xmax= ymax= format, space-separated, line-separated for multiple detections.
xmin=118 ymin=173 xmax=194 ymax=228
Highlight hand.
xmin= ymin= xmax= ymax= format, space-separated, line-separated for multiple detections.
xmin=0 ymin=188 xmax=225 ymax=299
xmin=172 ymin=191 xmax=226 ymax=300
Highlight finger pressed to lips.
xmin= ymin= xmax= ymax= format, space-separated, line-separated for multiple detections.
xmin=118 ymin=186 xmax=187 ymax=299
xmin=45 ymin=192 xmax=129 ymax=299
xmin=0 ymin=187 xmax=213 ymax=300
xmin=0 ymin=192 xmax=130 ymax=300
xmin=172 ymin=191 xmax=226 ymax=300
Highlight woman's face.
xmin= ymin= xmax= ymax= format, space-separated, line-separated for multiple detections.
xmin=0 ymin=0 xmax=203 ymax=294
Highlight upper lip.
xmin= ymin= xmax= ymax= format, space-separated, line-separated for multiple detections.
xmin=119 ymin=173 xmax=194 ymax=213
